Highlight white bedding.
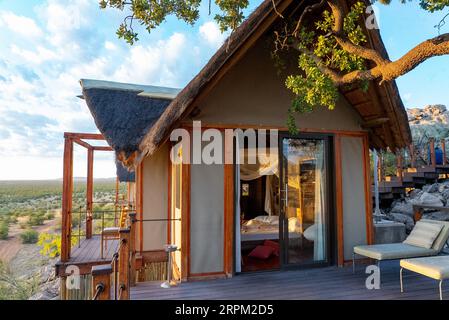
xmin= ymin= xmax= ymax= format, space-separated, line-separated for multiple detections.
xmin=241 ymin=216 xmax=302 ymax=242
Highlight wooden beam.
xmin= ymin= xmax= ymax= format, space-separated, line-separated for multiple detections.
xmin=361 ymin=117 xmax=389 ymax=129
xmin=181 ymin=160 xmax=191 ymax=281
xmin=86 ymin=148 xmax=94 ymax=239
xmin=73 ymin=138 xmax=92 ymax=150
xmin=64 ymin=132 xmax=105 ymax=140
xmin=118 ymin=229 xmax=130 ymax=300
xmin=430 ymin=138 xmax=436 ymax=168
xmin=396 ymin=152 xmax=403 ymax=184
xmin=61 ymin=137 xmax=74 ymax=262
xmin=223 ymin=163 xmax=234 ymax=277
xmin=92 ymin=146 xmax=113 ymax=151
xmin=334 ymin=134 xmax=344 ymax=267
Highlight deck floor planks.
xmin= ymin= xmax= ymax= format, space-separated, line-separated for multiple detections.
xmin=69 ymin=236 xmax=119 ymax=264
xmin=130 ymin=261 xmax=447 ymax=300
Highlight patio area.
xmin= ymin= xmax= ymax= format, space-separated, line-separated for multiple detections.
xmin=131 ymin=260 xmax=448 ymax=300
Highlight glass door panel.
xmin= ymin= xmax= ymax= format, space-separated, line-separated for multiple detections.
xmin=281 ymin=137 xmax=329 ymax=266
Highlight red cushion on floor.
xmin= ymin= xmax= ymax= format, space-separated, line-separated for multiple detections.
xmin=263 ymin=240 xmax=280 ymax=257
xmin=248 ymin=245 xmax=275 ymax=260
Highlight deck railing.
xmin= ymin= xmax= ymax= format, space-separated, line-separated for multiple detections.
xmin=375 ymin=137 xmax=448 ymax=183
xmin=90 ymin=212 xmax=137 ymax=300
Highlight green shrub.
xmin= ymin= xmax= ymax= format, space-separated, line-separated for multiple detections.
xmin=0 ymin=222 xmax=8 ymax=240
xmin=45 ymin=212 xmax=55 ymax=220
xmin=28 ymin=214 xmax=45 ymax=226
xmin=20 ymin=229 xmax=39 ymax=244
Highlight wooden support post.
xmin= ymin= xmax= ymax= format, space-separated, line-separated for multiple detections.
xmin=430 ymin=138 xmax=436 ymax=168
xmin=118 ymin=228 xmax=130 ymax=300
xmin=442 ymin=139 xmax=447 ymax=165
xmin=396 ymin=152 xmax=403 ymax=184
xmin=61 ymin=136 xmax=74 ymax=262
xmin=91 ymin=265 xmax=112 ymax=300
xmin=128 ymin=212 xmax=137 ymax=286
xmin=86 ymin=148 xmax=94 ymax=239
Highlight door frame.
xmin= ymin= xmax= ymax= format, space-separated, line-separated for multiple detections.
xmin=278 ymin=131 xmax=336 ymax=270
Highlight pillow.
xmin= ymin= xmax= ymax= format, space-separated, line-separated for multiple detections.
xmin=254 ymin=215 xmax=279 ymax=225
xmin=403 ymin=221 xmax=444 ymax=249
xmin=263 ymin=240 xmax=280 ymax=257
xmin=248 ymin=245 xmax=275 ymax=260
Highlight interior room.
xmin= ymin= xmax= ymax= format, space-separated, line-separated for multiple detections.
xmin=236 ymin=137 xmax=328 ymax=273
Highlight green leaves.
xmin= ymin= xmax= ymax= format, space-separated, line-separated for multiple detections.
xmin=285 ymin=1 xmax=369 ymax=133
xmin=100 ymin=0 xmax=248 ymax=44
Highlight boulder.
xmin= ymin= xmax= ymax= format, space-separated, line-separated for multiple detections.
xmin=422 ymin=211 xmax=449 ymax=221
xmin=423 ymin=183 xmax=439 ymax=194
xmin=390 ymin=200 xmax=414 ymax=217
xmin=388 ymin=213 xmax=415 ymax=232
xmin=415 ymin=192 xmax=443 ymax=207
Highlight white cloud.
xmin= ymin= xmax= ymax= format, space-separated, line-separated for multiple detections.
xmin=10 ymin=45 xmax=58 ymax=64
xmin=0 ymin=0 xmax=222 ymax=180
xmin=199 ymin=21 xmax=226 ymax=48
xmin=112 ymin=33 xmax=189 ymax=86
xmin=0 ymin=11 xmax=43 ymax=38
xmin=105 ymin=41 xmax=118 ymax=51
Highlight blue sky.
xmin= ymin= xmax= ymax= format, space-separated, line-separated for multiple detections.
xmin=0 ymin=0 xmax=448 ymax=180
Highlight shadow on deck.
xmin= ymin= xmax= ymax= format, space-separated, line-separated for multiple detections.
xmin=131 ymin=261 xmax=447 ymax=300
xmin=56 ymin=235 xmax=119 ymax=276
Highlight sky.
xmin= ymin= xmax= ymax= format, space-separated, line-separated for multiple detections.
xmin=0 ymin=0 xmax=448 ymax=180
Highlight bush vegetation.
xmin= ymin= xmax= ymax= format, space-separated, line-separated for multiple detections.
xmin=20 ymin=229 xmax=39 ymax=244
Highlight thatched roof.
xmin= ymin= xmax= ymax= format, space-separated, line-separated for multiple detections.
xmin=80 ymin=79 xmax=180 ymax=166
xmin=116 ymin=160 xmax=135 ymax=182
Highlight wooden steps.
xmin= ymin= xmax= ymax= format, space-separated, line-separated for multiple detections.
xmin=372 ymin=165 xmax=449 ymax=204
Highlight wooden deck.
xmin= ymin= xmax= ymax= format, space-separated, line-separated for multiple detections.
xmin=131 ymin=261 xmax=448 ymax=300
xmin=55 ymin=235 xmax=119 ymax=276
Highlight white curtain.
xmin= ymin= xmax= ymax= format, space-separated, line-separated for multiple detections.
xmin=313 ymin=143 xmax=326 ymax=261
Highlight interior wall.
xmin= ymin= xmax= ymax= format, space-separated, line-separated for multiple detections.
xmin=192 ymin=35 xmax=363 ymax=132
xmin=142 ymin=143 xmax=169 ymax=251
xmin=340 ymin=136 xmax=367 ymax=260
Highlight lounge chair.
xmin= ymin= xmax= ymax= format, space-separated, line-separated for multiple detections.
xmin=353 ymin=219 xmax=449 ymax=273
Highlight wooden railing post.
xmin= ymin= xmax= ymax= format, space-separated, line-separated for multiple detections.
xmin=396 ymin=152 xmax=403 ymax=184
xmin=86 ymin=148 xmax=94 ymax=239
xmin=61 ymin=135 xmax=74 ymax=262
xmin=92 ymin=265 xmax=112 ymax=300
xmin=442 ymin=139 xmax=447 ymax=165
xmin=430 ymin=138 xmax=436 ymax=168
xmin=118 ymin=228 xmax=130 ymax=300
xmin=128 ymin=212 xmax=137 ymax=286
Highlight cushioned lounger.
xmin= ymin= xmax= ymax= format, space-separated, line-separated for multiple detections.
xmin=400 ymin=256 xmax=449 ymax=300
xmin=352 ymin=219 xmax=449 ymax=273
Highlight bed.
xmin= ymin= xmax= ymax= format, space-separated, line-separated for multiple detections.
xmin=241 ymin=215 xmax=304 ymax=242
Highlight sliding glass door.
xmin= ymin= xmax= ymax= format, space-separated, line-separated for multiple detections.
xmin=280 ymin=135 xmax=331 ymax=267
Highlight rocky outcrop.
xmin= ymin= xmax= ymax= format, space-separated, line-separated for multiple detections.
xmin=407 ymin=105 xmax=449 ymax=140
xmin=385 ymin=181 xmax=449 ymax=232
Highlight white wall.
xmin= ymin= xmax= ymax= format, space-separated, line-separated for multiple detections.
xmin=341 ymin=136 xmax=368 ymax=260
xmin=142 ymin=143 xmax=169 ymax=251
